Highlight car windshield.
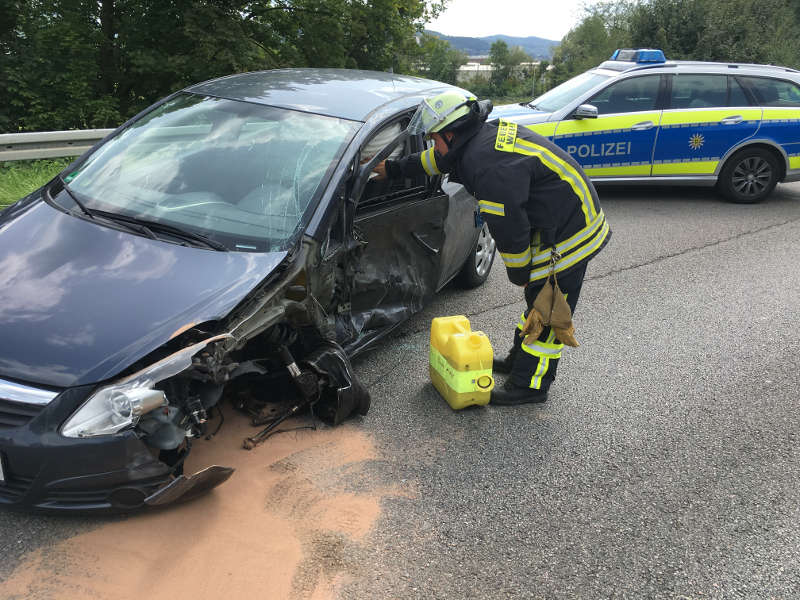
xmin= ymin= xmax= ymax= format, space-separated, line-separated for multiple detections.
xmin=531 ymin=71 xmax=613 ymax=113
xmin=63 ymin=94 xmax=359 ymax=252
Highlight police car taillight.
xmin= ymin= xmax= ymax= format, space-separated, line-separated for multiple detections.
xmin=610 ymin=48 xmax=666 ymax=63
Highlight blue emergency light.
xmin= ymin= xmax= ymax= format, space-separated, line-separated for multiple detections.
xmin=610 ymin=48 xmax=666 ymax=63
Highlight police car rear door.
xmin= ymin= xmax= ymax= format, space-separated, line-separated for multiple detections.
xmin=552 ymin=74 xmax=665 ymax=178
xmin=652 ymin=74 xmax=760 ymax=177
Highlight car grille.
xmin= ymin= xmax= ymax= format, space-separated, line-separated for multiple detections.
xmin=0 ymin=398 xmax=46 ymax=429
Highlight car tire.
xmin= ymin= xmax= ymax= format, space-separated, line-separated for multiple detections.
xmin=717 ymin=148 xmax=780 ymax=204
xmin=457 ymin=222 xmax=496 ymax=288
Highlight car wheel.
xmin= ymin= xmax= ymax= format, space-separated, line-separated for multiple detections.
xmin=717 ymin=148 xmax=779 ymax=204
xmin=457 ymin=222 xmax=496 ymax=288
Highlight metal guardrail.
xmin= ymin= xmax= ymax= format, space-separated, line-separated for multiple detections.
xmin=0 ymin=129 xmax=114 ymax=162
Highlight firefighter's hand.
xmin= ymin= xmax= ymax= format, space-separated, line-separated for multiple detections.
xmin=372 ymin=160 xmax=388 ymax=180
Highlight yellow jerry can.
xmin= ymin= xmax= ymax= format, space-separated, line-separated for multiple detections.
xmin=429 ymin=315 xmax=495 ymax=410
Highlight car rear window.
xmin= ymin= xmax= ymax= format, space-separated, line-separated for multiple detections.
xmin=739 ymin=76 xmax=800 ymax=106
xmin=669 ymin=74 xmax=752 ymax=109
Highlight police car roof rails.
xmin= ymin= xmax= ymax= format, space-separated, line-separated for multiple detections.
xmin=610 ymin=48 xmax=666 ymax=63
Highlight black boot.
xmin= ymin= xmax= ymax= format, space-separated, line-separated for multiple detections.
xmin=491 ymin=381 xmax=548 ymax=405
xmin=492 ymin=352 xmax=514 ymax=374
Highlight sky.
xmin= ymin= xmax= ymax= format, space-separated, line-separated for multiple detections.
xmin=426 ymin=0 xmax=597 ymax=41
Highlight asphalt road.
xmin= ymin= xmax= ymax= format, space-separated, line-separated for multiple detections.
xmin=3 ymin=183 xmax=800 ymax=598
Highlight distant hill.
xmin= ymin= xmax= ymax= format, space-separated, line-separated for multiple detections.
xmin=425 ymin=31 xmax=559 ymax=59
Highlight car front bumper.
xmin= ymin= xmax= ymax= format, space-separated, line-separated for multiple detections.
xmin=0 ymin=384 xmax=174 ymax=513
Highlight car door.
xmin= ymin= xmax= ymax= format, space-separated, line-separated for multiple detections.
xmin=552 ymin=74 xmax=664 ymax=177
xmin=342 ymin=120 xmax=449 ymax=350
xmin=652 ymin=74 xmax=761 ymax=176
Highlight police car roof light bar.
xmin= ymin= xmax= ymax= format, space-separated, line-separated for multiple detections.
xmin=610 ymin=48 xmax=666 ymax=63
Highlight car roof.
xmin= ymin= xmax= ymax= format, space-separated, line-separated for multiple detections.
xmin=185 ymin=68 xmax=460 ymax=122
xmin=597 ymin=59 xmax=800 ymax=78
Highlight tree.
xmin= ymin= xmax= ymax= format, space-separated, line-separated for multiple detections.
xmin=416 ymin=33 xmax=467 ymax=85
xmin=0 ymin=0 xmax=449 ymax=132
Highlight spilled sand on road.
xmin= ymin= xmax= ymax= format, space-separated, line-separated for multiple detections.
xmin=2 ymin=411 xmax=398 ymax=600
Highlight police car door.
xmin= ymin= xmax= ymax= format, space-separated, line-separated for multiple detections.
xmin=553 ymin=74 xmax=664 ymax=178
xmin=652 ymin=74 xmax=760 ymax=176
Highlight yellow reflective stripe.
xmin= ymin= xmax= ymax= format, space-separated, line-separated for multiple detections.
xmin=478 ymin=200 xmax=505 ymax=216
xmin=790 ymin=155 xmax=800 ymax=169
xmin=530 ymin=211 xmax=606 ymax=268
xmin=429 ymin=346 xmax=494 ymax=394
xmin=420 ymin=147 xmax=441 ymax=176
xmin=585 ymin=165 xmax=652 ymax=176
xmin=513 ymin=137 xmax=596 ymax=223
xmin=652 ymin=161 xmax=718 ymax=175
xmin=761 ymin=108 xmax=800 ymax=121
xmin=525 ymin=122 xmax=557 ymax=137
xmin=521 ymin=339 xmax=563 ymax=359
xmin=554 ymin=112 xmax=662 ymax=137
xmin=499 ymin=247 xmax=531 ymax=267
xmin=529 ymin=220 xmax=610 ymax=283
xmin=530 ymin=331 xmax=558 ymax=389
xmin=516 ymin=312 xmax=526 ymax=330
xmin=659 ymin=108 xmax=761 ymax=126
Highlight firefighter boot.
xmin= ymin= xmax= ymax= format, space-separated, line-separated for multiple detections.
xmin=491 ymin=380 xmax=548 ymax=405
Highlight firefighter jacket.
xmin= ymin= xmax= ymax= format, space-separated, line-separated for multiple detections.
xmin=385 ymin=120 xmax=611 ymax=286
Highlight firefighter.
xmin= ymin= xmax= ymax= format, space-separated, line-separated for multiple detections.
xmin=373 ymin=91 xmax=611 ymax=405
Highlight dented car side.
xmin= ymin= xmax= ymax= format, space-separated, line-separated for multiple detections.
xmin=0 ymin=69 xmax=492 ymax=512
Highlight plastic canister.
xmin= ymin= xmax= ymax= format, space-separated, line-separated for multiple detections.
xmin=429 ymin=315 xmax=495 ymax=410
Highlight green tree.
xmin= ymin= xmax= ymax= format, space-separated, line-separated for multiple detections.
xmin=0 ymin=0 xmax=448 ymax=133
xmin=416 ymin=33 xmax=467 ymax=84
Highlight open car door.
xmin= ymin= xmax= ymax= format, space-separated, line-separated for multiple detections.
xmin=339 ymin=121 xmax=450 ymax=353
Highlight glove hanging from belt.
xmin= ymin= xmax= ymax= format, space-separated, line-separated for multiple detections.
xmin=518 ymin=249 xmax=579 ymax=347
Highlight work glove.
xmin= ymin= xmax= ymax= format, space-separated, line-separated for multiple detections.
xmin=519 ymin=307 xmax=544 ymax=345
xmin=526 ymin=273 xmax=579 ymax=348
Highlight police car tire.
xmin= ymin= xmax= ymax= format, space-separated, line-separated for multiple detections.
xmin=717 ymin=148 xmax=779 ymax=204
xmin=457 ymin=222 xmax=495 ymax=288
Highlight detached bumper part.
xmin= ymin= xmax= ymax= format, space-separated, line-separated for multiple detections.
xmin=304 ymin=342 xmax=371 ymax=426
xmin=145 ymin=465 xmax=235 ymax=506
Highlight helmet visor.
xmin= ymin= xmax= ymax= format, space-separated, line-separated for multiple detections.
xmin=407 ymin=99 xmax=442 ymax=137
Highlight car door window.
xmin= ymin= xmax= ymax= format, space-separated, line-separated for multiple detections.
xmin=669 ymin=74 xmax=728 ymax=109
xmin=738 ymin=77 xmax=800 ymax=106
xmin=728 ymin=76 xmax=750 ymax=106
xmin=358 ymin=120 xmax=427 ymax=212
xmin=589 ymin=76 xmax=661 ymax=115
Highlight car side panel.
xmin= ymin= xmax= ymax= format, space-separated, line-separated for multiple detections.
xmin=552 ymin=112 xmax=662 ymax=176
xmin=759 ymin=108 xmax=800 ymax=169
xmin=652 ymin=108 xmax=762 ymax=175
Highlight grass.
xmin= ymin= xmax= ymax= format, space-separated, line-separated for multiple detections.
xmin=0 ymin=158 xmax=75 ymax=208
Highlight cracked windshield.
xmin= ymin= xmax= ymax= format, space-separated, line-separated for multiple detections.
xmin=65 ymin=94 xmax=359 ymax=252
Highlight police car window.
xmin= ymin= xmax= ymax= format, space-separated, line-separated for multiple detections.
xmin=740 ymin=77 xmax=800 ymax=107
xmin=589 ymin=76 xmax=660 ymax=115
xmin=670 ymin=75 xmax=727 ymax=109
xmin=728 ymin=76 xmax=750 ymax=106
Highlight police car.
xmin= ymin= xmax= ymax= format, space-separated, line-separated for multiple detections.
xmin=491 ymin=49 xmax=800 ymax=203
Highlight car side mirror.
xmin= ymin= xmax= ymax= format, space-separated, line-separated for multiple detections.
xmin=573 ymin=104 xmax=598 ymax=119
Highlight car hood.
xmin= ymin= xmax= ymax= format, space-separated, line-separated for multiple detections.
xmin=489 ymin=103 xmax=552 ymax=123
xmin=0 ymin=200 xmax=287 ymax=388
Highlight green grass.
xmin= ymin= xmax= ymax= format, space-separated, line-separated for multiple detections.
xmin=0 ymin=158 xmax=76 ymax=208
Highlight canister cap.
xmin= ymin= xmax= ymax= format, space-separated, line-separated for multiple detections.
xmin=468 ymin=333 xmax=482 ymax=348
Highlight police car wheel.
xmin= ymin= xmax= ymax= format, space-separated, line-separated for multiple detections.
xmin=718 ymin=148 xmax=779 ymax=204
xmin=457 ymin=222 xmax=495 ymax=288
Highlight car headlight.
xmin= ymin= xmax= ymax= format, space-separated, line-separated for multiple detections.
xmin=62 ymin=333 xmax=231 ymax=438
xmin=62 ymin=387 xmax=167 ymax=437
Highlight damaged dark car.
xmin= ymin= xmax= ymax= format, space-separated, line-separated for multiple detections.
xmin=0 ymin=69 xmax=495 ymax=512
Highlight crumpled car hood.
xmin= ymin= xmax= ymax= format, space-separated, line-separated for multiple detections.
xmin=0 ymin=200 xmax=286 ymax=388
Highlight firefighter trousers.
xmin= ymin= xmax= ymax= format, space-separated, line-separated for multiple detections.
xmin=508 ymin=263 xmax=587 ymax=391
